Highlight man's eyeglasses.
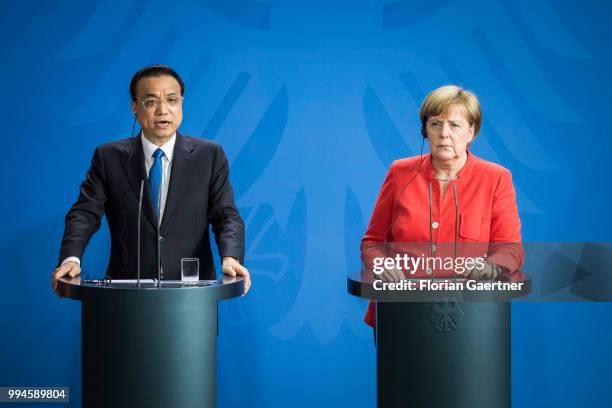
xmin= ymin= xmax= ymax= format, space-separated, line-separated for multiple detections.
xmin=138 ymin=95 xmax=183 ymax=110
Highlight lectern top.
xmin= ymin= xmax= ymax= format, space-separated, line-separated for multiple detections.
xmin=58 ymin=275 xmax=245 ymax=302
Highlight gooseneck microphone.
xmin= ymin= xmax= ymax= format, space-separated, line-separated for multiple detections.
xmin=156 ymin=186 xmax=162 ymax=287
xmin=137 ymin=180 xmax=144 ymax=287
xmin=428 ymin=181 xmax=434 ymax=281
xmin=453 ymin=184 xmax=459 ymax=284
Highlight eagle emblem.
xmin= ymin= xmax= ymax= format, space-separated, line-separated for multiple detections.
xmin=429 ymin=299 xmax=464 ymax=332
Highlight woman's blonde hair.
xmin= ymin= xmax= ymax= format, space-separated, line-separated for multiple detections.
xmin=419 ymin=85 xmax=482 ymax=138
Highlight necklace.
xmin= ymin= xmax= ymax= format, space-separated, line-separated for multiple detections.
xmin=434 ymin=175 xmax=458 ymax=181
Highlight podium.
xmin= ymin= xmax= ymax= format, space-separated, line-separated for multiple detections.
xmin=348 ymin=273 xmax=530 ymax=408
xmin=58 ymin=276 xmax=244 ymax=408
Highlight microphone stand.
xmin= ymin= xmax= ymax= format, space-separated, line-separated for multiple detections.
xmin=156 ymin=185 xmax=162 ymax=288
xmin=453 ymin=184 xmax=459 ymax=285
xmin=428 ymin=182 xmax=435 ymax=281
xmin=137 ymin=180 xmax=144 ymax=288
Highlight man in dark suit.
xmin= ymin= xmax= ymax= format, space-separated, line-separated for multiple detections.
xmin=51 ymin=65 xmax=250 ymax=294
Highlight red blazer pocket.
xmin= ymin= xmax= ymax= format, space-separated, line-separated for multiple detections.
xmin=459 ymin=213 xmax=483 ymax=240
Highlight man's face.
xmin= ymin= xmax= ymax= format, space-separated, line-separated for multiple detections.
xmin=131 ymin=75 xmax=183 ymax=143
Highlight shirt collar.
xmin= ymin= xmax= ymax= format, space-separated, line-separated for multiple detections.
xmin=141 ymin=132 xmax=176 ymax=162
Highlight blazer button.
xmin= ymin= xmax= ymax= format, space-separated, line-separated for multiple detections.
xmin=430 ymin=244 xmax=437 ymax=253
xmin=425 ymin=268 xmax=433 ymax=275
xmin=432 ymin=221 xmax=439 ymax=229
xmin=159 ymin=236 xmax=165 ymax=242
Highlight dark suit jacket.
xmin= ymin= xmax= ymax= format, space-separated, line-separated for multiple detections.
xmin=58 ymin=132 xmax=245 ymax=280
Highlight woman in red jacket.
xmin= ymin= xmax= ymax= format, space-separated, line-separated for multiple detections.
xmin=361 ymin=85 xmax=524 ymax=327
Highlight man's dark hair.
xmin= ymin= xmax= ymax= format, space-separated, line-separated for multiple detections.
xmin=129 ymin=64 xmax=185 ymax=101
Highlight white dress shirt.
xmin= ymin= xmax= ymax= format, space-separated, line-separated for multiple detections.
xmin=62 ymin=132 xmax=176 ymax=266
xmin=141 ymin=132 xmax=175 ymax=224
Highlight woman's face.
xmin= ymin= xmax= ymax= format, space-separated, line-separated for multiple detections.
xmin=425 ymin=104 xmax=475 ymax=163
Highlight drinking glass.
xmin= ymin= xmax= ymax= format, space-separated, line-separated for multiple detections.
xmin=181 ymin=258 xmax=199 ymax=285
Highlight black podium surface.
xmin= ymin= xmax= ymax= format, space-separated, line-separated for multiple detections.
xmin=58 ymin=276 xmax=244 ymax=408
xmin=348 ymin=273 xmax=530 ymax=408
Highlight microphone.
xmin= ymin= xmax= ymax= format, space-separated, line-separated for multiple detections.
xmin=428 ymin=181 xmax=434 ymax=281
xmin=453 ymin=184 xmax=459 ymax=284
xmin=137 ymin=180 xmax=144 ymax=287
xmin=156 ymin=184 xmax=162 ymax=287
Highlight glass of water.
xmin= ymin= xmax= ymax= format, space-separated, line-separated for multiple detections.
xmin=181 ymin=258 xmax=199 ymax=285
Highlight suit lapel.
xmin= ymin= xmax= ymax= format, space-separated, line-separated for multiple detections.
xmin=161 ymin=133 xmax=195 ymax=229
xmin=122 ymin=137 xmax=158 ymax=228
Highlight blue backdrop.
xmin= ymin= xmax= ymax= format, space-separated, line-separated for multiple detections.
xmin=1 ymin=0 xmax=611 ymax=406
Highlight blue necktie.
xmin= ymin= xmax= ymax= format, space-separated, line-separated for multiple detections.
xmin=149 ymin=148 xmax=165 ymax=218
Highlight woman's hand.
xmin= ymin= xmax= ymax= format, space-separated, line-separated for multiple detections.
xmin=464 ymin=261 xmax=500 ymax=281
xmin=374 ymin=266 xmax=406 ymax=282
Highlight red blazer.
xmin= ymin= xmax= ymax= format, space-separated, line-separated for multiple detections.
xmin=361 ymin=152 xmax=524 ymax=327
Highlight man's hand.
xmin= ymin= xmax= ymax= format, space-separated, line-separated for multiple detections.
xmin=222 ymin=257 xmax=251 ymax=294
xmin=51 ymin=261 xmax=81 ymax=297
